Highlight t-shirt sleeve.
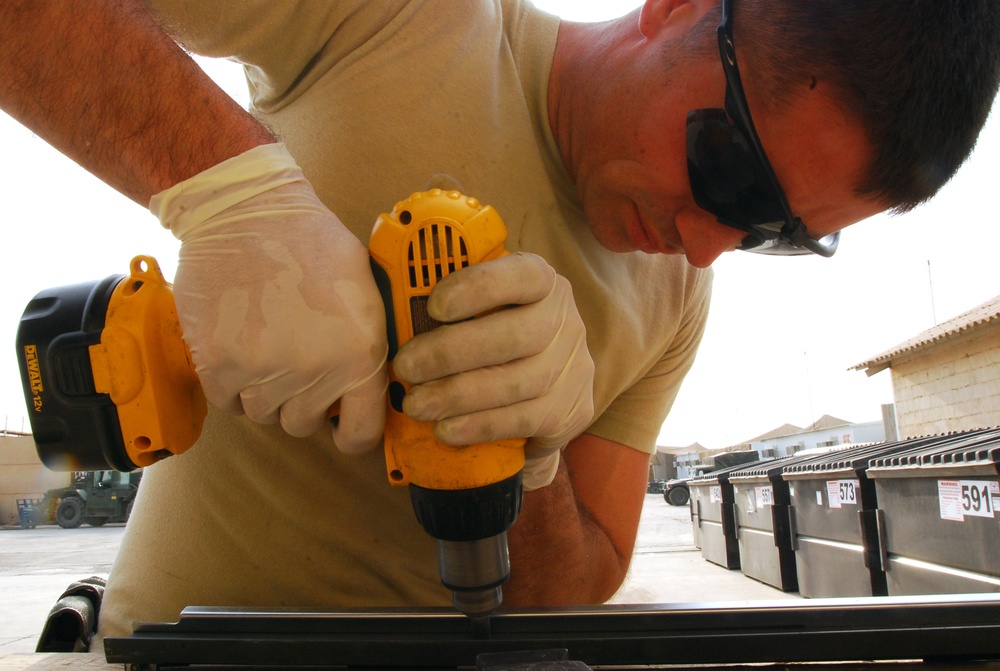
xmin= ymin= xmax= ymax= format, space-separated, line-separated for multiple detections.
xmin=586 ymin=268 xmax=713 ymax=455
xmin=146 ymin=1 xmax=412 ymax=110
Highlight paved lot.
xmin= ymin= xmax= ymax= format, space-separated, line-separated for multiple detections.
xmin=0 ymin=524 xmax=123 ymax=653
xmin=0 ymin=494 xmax=791 ymax=654
xmin=610 ymin=493 xmax=794 ymax=605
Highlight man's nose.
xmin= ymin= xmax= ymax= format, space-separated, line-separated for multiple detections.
xmin=675 ymin=208 xmax=746 ymax=268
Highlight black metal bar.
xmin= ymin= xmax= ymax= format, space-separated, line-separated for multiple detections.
xmin=104 ymin=595 xmax=1000 ymax=669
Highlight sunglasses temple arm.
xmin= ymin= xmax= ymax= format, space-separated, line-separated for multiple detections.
xmin=794 ymin=228 xmax=840 ymax=257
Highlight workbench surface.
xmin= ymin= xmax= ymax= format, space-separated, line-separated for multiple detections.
xmin=4 ymin=654 xmax=1000 ymax=671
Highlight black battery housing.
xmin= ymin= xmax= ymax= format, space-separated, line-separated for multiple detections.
xmin=15 ymin=273 xmax=133 ymax=472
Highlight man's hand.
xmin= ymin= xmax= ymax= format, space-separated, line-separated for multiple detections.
xmin=151 ymin=144 xmax=388 ymax=453
xmin=392 ymin=252 xmax=595 ymax=489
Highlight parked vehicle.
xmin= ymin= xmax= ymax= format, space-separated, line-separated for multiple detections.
xmin=662 ymin=478 xmax=694 ymax=506
xmin=18 ymin=470 xmax=142 ymax=528
xmin=663 ymin=451 xmax=764 ymax=506
xmin=646 ymin=480 xmax=668 ymax=494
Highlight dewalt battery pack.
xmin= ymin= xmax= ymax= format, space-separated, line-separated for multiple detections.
xmin=16 ymin=256 xmax=205 ymax=471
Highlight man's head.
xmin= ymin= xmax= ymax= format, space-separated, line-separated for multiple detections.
xmin=548 ymin=0 xmax=1000 ymax=266
xmin=734 ymin=0 xmax=1000 ymax=215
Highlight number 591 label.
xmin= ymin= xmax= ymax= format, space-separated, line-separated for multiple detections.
xmin=938 ymin=480 xmax=1000 ymax=521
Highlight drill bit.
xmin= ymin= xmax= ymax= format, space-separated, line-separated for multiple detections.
xmin=470 ymin=614 xmax=492 ymax=639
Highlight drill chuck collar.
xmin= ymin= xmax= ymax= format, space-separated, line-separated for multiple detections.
xmin=409 ymin=471 xmax=523 ymax=542
xmin=411 ymin=471 xmax=523 ymax=617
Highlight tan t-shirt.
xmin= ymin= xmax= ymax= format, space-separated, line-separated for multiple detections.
xmin=96 ymin=0 xmax=712 ymax=641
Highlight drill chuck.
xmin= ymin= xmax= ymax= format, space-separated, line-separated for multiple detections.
xmin=437 ymin=534 xmax=509 ymax=616
xmin=409 ymin=471 xmax=522 ymax=617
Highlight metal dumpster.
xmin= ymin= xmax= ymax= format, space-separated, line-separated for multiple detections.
xmin=689 ymin=479 xmax=704 ymax=550
xmin=688 ymin=459 xmax=771 ymax=569
xmin=866 ymin=426 xmax=1000 ymax=595
xmin=728 ymin=450 xmax=853 ymax=592
xmin=781 ymin=437 xmax=947 ymax=598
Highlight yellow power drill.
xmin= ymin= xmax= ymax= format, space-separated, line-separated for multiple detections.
xmin=15 ymin=189 xmax=526 ymax=626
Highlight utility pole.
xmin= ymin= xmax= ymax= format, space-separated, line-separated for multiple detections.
xmin=927 ymin=260 xmax=938 ymax=326
xmin=803 ymin=351 xmax=815 ymax=428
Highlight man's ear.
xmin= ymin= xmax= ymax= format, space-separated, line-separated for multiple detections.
xmin=639 ymin=0 xmax=717 ymax=39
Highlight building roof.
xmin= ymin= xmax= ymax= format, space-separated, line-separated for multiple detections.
xmin=804 ymin=414 xmax=853 ymax=431
xmin=655 ymin=442 xmax=708 ymax=456
xmin=747 ymin=423 xmax=803 ymax=442
xmin=741 ymin=414 xmax=852 ymax=443
xmin=851 ymin=294 xmax=1000 ymax=376
xmin=662 ymin=415 xmax=865 ymax=456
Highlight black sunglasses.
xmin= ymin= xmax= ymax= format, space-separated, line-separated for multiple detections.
xmin=686 ymin=0 xmax=839 ymax=257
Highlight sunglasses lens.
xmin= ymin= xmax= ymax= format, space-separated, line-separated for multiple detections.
xmin=686 ymin=109 xmax=787 ymax=231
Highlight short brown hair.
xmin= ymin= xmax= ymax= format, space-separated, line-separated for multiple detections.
xmin=737 ymin=1 xmax=1000 ymax=213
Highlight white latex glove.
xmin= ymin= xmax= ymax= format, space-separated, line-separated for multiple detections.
xmin=392 ymin=252 xmax=595 ymax=490
xmin=149 ymin=143 xmax=387 ymax=453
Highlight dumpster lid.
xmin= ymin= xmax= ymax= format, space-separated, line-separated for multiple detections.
xmin=689 ymin=458 xmax=773 ymax=485
xmin=780 ymin=436 xmax=953 ymax=477
xmin=728 ymin=445 xmax=854 ymax=481
xmin=867 ymin=427 xmax=1000 ymax=472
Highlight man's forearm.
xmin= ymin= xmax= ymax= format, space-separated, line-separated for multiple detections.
xmin=504 ymin=434 xmax=650 ymax=605
xmin=505 ymin=463 xmax=628 ymax=604
xmin=0 ymin=0 xmax=273 ymax=205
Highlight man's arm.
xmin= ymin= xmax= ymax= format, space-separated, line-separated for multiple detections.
xmin=0 ymin=0 xmax=272 ymax=204
xmin=0 ymin=1 xmax=389 ymax=450
xmin=505 ymin=432 xmax=650 ymax=604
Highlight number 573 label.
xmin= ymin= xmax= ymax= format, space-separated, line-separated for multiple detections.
xmin=938 ymin=480 xmax=1000 ymax=522
xmin=825 ymin=479 xmax=860 ymax=509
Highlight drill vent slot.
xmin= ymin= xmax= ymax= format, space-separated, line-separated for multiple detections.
xmin=408 ymin=224 xmax=469 ymax=289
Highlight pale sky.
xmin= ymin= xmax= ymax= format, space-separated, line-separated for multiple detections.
xmin=3 ymin=0 xmax=999 ymax=452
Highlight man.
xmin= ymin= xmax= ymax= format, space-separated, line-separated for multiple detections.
xmin=1 ymin=0 xmax=997 ymax=647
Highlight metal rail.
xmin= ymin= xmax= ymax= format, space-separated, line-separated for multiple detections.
xmin=104 ymin=594 xmax=1000 ymax=669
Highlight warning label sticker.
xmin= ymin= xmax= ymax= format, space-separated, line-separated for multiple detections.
xmin=825 ymin=479 xmax=860 ymax=509
xmin=754 ymin=485 xmax=774 ymax=507
xmin=938 ymin=480 xmax=999 ymax=522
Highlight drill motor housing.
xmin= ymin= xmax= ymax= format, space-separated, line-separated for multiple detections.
xmin=369 ymin=189 xmax=526 ymax=615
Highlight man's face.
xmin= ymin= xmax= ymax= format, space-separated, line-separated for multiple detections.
xmin=568 ymin=15 xmax=884 ymax=267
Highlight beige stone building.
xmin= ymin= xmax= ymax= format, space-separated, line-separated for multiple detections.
xmin=853 ymin=295 xmax=1000 ymax=439
xmin=0 ymin=434 xmax=70 ymax=526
